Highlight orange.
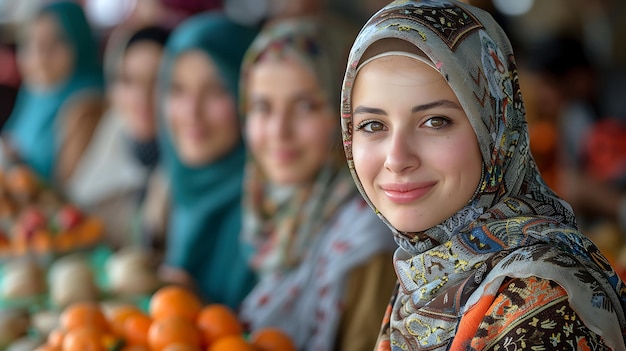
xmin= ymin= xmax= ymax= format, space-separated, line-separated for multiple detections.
xmin=47 ymin=328 xmax=65 ymax=349
xmin=123 ymin=312 xmax=152 ymax=346
xmin=6 ymin=164 xmax=39 ymax=199
xmin=32 ymin=229 xmax=53 ymax=254
xmin=78 ymin=217 xmax=104 ymax=245
xmin=120 ymin=345 xmax=150 ymax=351
xmin=62 ymin=326 xmax=106 ymax=351
xmin=108 ymin=304 xmax=142 ymax=336
xmin=148 ymin=316 xmax=201 ymax=351
xmin=196 ymin=304 xmax=242 ymax=347
xmin=60 ymin=302 xmax=109 ymax=332
xmin=208 ymin=335 xmax=257 ymax=351
xmin=149 ymin=285 xmax=202 ymax=321
xmin=250 ymin=328 xmax=297 ymax=351
xmin=162 ymin=342 xmax=202 ymax=351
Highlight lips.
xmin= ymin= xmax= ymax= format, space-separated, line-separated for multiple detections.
xmin=380 ymin=182 xmax=435 ymax=204
xmin=272 ymin=149 xmax=300 ymax=164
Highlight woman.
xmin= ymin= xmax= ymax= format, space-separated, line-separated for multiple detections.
xmin=340 ymin=0 xmax=626 ymax=350
xmin=2 ymin=1 xmax=104 ymax=186
xmin=157 ymin=12 xmax=258 ymax=309
xmin=67 ymin=26 xmax=169 ymax=248
xmin=67 ymin=26 xmax=171 ymax=248
xmin=239 ymin=19 xmax=397 ymax=351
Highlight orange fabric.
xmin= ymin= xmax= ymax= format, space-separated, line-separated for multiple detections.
xmin=449 ymin=292 xmax=496 ymax=351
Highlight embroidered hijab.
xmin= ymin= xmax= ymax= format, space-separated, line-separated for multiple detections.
xmin=158 ymin=11 xmax=258 ymax=309
xmin=340 ymin=0 xmax=626 ymax=349
xmin=4 ymin=1 xmax=103 ymax=182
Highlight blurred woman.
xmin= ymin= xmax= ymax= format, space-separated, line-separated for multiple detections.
xmin=156 ymin=12 xmax=259 ymax=309
xmin=239 ymin=19 xmax=397 ymax=351
xmin=2 ymin=1 xmax=104 ymax=186
xmin=65 ymin=25 xmax=170 ymax=249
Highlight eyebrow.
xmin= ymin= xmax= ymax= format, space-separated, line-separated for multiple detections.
xmin=353 ymin=99 xmax=462 ymax=115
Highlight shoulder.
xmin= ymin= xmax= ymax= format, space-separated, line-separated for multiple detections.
xmin=332 ymin=195 xmax=387 ymax=230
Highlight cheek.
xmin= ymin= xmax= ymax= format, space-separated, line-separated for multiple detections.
xmin=299 ymin=116 xmax=335 ymax=147
xmin=208 ymin=98 xmax=235 ymax=121
xmin=245 ymin=117 xmax=264 ymax=152
xmin=438 ymin=134 xmax=482 ymax=189
xmin=49 ymin=49 xmax=73 ymax=79
xmin=352 ymin=142 xmax=379 ymax=190
xmin=205 ymin=97 xmax=238 ymax=133
xmin=165 ymin=98 xmax=181 ymax=134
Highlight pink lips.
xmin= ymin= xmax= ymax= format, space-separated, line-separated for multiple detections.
xmin=380 ymin=182 xmax=435 ymax=204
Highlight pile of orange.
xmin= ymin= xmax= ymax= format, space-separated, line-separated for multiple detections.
xmin=35 ymin=285 xmax=297 ymax=351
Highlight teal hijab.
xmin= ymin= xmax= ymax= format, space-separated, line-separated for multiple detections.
xmin=4 ymin=1 xmax=103 ymax=182
xmin=159 ymin=11 xmax=259 ymax=309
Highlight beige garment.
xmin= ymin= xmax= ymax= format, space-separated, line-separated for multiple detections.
xmin=65 ymin=109 xmax=148 ymax=248
xmin=337 ymin=252 xmax=397 ymax=351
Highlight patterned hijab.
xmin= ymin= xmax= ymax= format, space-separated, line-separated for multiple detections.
xmin=340 ymin=0 xmax=626 ymax=349
xmin=4 ymin=1 xmax=103 ymax=182
xmin=240 ymin=18 xmax=355 ymax=275
xmin=158 ymin=11 xmax=259 ymax=309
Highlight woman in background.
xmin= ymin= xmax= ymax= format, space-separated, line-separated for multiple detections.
xmin=2 ymin=1 xmax=104 ymax=186
xmin=156 ymin=11 xmax=258 ymax=309
xmin=66 ymin=25 xmax=171 ymax=249
xmin=239 ymin=19 xmax=397 ymax=351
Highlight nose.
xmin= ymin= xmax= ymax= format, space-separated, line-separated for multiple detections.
xmin=179 ymin=93 xmax=202 ymax=121
xmin=268 ymin=108 xmax=292 ymax=139
xmin=384 ymin=130 xmax=419 ymax=174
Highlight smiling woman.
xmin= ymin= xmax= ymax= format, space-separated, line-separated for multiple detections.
xmin=155 ymin=11 xmax=259 ymax=309
xmin=341 ymin=0 xmax=626 ymax=350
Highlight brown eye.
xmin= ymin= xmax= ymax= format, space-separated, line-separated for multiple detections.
xmin=248 ymin=100 xmax=270 ymax=115
xmin=423 ymin=116 xmax=450 ymax=129
xmin=356 ymin=120 xmax=385 ymax=133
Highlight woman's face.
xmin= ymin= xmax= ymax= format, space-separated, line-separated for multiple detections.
xmin=351 ymin=55 xmax=482 ymax=232
xmin=113 ymin=41 xmax=163 ymax=142
xmin=167 ymin=50 xmax=240 ymax=166
xmin=245 ymin=58 xmax=336 ymax=185
xmin=19 ymin=14 xmax=74 ymax=88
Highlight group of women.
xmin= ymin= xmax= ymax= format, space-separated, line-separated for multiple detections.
xmin=2 ymin=0 xmax=626 ymax=350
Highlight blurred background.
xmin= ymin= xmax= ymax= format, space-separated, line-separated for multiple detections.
xmin=0 ymin=0 xmax=625 ymax=266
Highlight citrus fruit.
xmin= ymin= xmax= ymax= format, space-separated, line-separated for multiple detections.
xmin=60 ymin=302 xmax=109 ymax=332
xmin=62 ymin=326 xmax=106 ymax=351
xmin=196 ymin=304 xmax=242 ymax=347
xmin=149 ymin=285 xmax=202 ymax=322
xmin=250 ymin=327 xmax=297 ymax=351
xmin=162 ymin=342 xmax=202 ymax=351
xmin=148 ymin=315 xmax=201 ymax=351
xmin=107 ymin=304 xmax=142 ymax=337
xmin=208 ymin=335 xmax=257 ymax=351
xmin=123 ymin=312 xmax=152 ymax=346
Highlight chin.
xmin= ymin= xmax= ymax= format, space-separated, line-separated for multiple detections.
xmin=386 ymin=212 xmax=433 ymax=233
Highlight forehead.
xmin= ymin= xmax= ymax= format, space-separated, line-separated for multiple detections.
xmin=356 ymin=54 xmax=441 ymax=82
xmin=31 ymin=14 xmax=63 ymax=38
